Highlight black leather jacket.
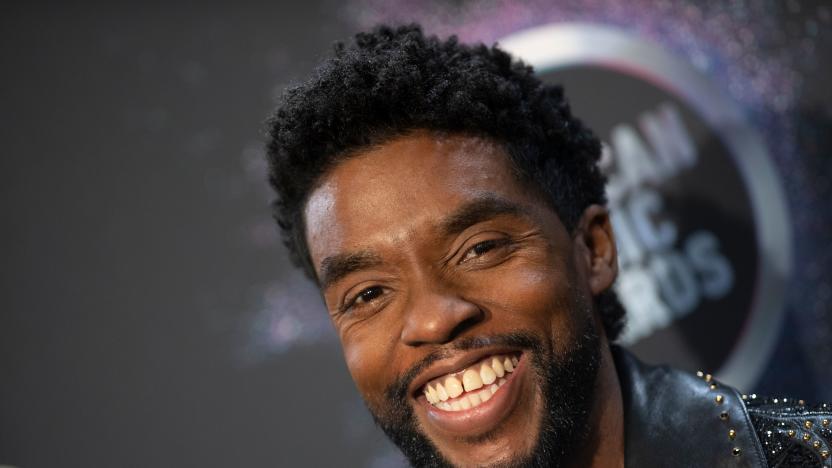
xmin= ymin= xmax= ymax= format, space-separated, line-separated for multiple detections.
xmin=613 ymin=346 xmax=832 ymax=467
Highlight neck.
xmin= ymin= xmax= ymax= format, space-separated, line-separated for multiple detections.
xmin=572 ymin=343 xmax=625 ymax=468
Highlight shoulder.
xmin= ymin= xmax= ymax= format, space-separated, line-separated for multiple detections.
xmin=744 ymin=394 xmax=832 ymax=467
xmin=613 ymin=346 xmax=768 ymax=467
xmin=612 ymin=345 xmax=832 ymax=467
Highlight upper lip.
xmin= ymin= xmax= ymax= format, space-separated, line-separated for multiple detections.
xmin=407 ymin=346 xmax=523 ymax=399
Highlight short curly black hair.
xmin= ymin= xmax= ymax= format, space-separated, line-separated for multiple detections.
xmin=266 ymin=24 xmax=625 ymax=340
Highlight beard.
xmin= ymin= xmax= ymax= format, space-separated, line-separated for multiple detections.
xmin=365 ymin=294 xmax=603 ymax=468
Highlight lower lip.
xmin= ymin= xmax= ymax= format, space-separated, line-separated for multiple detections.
xmin=419 ymin=354 xmax=527 ymax=435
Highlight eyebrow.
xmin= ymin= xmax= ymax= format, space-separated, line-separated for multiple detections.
xmin=439 ymin=194 xmax=529 ymax=237
xmin=317 ymin=194 xmax=529 ymax=290
xmin=319 ymin=250 xmax=383 ymax=291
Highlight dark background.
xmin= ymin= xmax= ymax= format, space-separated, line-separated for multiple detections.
xmin=2 ymin=1 xmax=830 ymax=467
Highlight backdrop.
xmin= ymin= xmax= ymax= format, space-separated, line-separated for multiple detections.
xmin=2 ymin=1 xmax=830 ymax=467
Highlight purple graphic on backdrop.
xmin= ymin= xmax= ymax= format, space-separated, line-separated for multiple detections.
xmin=497 ymin=22 xmax=791 ymax=389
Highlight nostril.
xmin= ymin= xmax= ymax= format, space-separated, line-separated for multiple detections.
xmin=400 ymin=291 xmax=485 ymax=346
xmin=447 ymin=312 xmax=484 ymax=341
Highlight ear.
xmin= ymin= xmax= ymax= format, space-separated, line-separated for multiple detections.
xmin=573 ymin=205 xmax=618 ymax=295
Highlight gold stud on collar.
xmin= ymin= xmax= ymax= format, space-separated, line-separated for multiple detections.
xmin=715 ymin=395 xmax=724 ymax=405
xmin=728 ymin=429 xmax=736 ymax=440
xmin=803 ymin=433 xmax=812 ymax=442
xmin=805 ymin=420 xmax=813 ymax=429
xmin=813 ymin=440 xmax=822 ymax=449
xmin=788 ymin=429 xmax=796 ymax=438
xmin=705 ymin=374 xmax=713 ymax=383
xmin=821 ymin=450 xmax=829 ymax=460
xmin=709 ymin=383 xmax=718 ymax=390
xmin=822 ymin=419 xmax=830 ymax=427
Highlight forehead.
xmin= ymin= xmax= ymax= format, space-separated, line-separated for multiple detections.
xmin=303 ymin=132 xmax=534 ymax=268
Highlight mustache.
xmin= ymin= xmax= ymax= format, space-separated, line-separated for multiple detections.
xmin=384 ymin=331 xmax=544 ymax=403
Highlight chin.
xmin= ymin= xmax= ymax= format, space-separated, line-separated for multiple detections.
xmin=369 ymin=323 xmax=602 ymax=468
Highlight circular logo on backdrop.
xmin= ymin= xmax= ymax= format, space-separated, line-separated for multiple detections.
xmin=500 ymin=23 xmax=792 ymax=389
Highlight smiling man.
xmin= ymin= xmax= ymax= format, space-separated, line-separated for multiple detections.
xmin=266 ymin=25 xmax=831 ymax=467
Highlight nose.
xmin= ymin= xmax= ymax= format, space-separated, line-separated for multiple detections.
xmin=400 ymin=284 xmax=484 ymax=346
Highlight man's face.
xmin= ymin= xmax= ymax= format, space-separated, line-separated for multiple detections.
xmin=304 ymin=132 xmax=609 ymax=466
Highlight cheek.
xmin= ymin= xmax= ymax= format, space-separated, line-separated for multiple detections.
xmin=341 ymin=324 xmax=397 ymax=402
xmin=484 ymin=261 xmax=571 ymax=323
xmin=472 ymin=259 xmax=580 ymax=353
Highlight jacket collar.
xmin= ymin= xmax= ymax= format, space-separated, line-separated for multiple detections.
xmin=611 ymin=346 xmax=767 ymax=467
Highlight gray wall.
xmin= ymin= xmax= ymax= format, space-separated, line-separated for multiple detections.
xmin=0 ymin=3 xmax=397 ymax=467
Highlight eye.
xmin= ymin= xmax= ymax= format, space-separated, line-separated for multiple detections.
xmin=460 ymin=238 xmax=510 ymax=263
xmin=344 ymin=285 xmax=385 ymax=311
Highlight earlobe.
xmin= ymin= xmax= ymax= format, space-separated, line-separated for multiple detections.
xmin=575 ymin=205 xmax=619 ymax=295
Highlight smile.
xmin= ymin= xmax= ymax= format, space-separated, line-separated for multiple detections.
xmin=422 ymin=354 xmax=520 ymax=411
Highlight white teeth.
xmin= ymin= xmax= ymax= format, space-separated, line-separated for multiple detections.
xmin=462 ymin=368 xmax=483 ymax=392
xmin=436 ymin=383 xmax=449 ymax=401
xmin=436 ymin=380 xmax=505 ymax=411
xmin=491 ymin=357 xmax=505 ymax=377
xmin=459 ymin=396 xmax=471 ymax=410
xmin=445 ymin=376 xmax=464 ymax=399
xmin=425 ymin=354 xmax=521 ymax=411
xmin=480 ymin=363 xmax=497 ymax=385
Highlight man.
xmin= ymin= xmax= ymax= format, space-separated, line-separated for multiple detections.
xmin=266 ymin=24 xmax=831 ymax=467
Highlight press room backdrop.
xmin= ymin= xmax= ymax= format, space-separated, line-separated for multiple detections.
xmin=2 ymin=1 xmax=830 ymax=467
